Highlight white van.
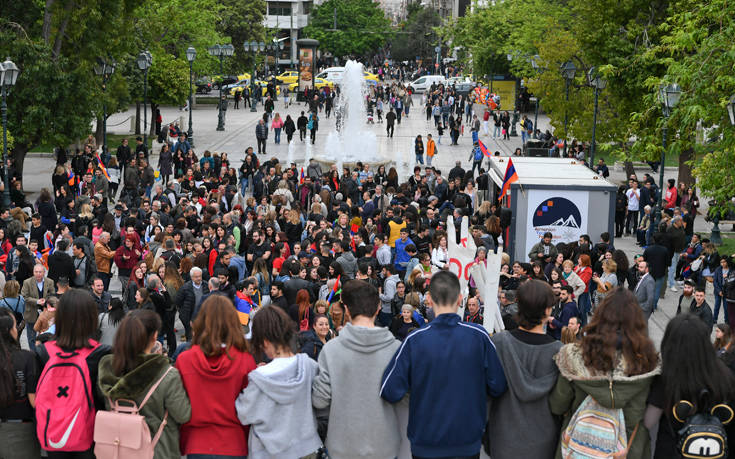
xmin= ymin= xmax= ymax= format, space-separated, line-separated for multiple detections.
xmin=316 ymin=67 xmax=345 ymax=84
xmin=410 ymin=75 xmax=446 ymax=92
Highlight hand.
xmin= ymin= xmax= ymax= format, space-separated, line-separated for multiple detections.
xmin=37 ymin=298 xmax=46 ymax=306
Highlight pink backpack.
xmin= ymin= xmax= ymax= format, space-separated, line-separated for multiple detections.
xmin=35 ymin=340 xmax=100 ymax=452
xmin=93 ymin=367 xmax=173 ymax=459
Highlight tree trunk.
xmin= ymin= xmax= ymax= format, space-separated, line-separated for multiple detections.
xmin=678 ymin=147 xmax=695 ymax=189
xmin=135 ymin=102 xmax=141 ymax=135
xmin=623 ymin=161 xmax=635 ymax=181
xmin=149 ymin=102 xmax=158 ymax=141
xmin=12 ymin=144 xmax=29 ymax=188
xmin=95 ymin=117 xmax=104 ymax=146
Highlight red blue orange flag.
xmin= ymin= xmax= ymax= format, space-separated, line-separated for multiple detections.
xmin=300 ymin=167 xmax=305 ymax=185
xmin=95 ymin=153 xmax=111 ymax=180
xmin=499 ymin=158 xmax=519 ymax=201
xmin=478 ymin=140 xmax=491 ymax=158
xmin=67 ymin=170 xmax=75 ymax=187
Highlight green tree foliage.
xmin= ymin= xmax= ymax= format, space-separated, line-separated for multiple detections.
xmin=390 ymin=5 xmax=441 ymax=63
xmin=148 ymin=53 xmax=190 ymax=106
xmin=217 ymin=0 xmax=267 ymax=73
xmin=304 ymin=0 xmax=391 ymax=58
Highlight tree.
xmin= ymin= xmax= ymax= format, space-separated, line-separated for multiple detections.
xmin=390 ymin=6 xmax=441 ymax=63
xmin=304 ymin=0 xmax=391 ymax=58
xmin=217 ymin=0 xmax=267 ymax=73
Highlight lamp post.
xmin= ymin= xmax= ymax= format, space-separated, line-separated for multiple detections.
xmin=0 ymin=58 xmax=20 ymax=210
xmin=93 ymin=58 xmax=116 ymax=157
xmin=529 ymin=96 xmax=539 ymax=139
xmin=186 ymin=47 xmax=196 ymax=146
xmin=652 ymin=83 xmax=682 ymax=231
xmin=137 ymin=51 xmax=152 ymax=147
xmin=434 ymin=46 xmax=441 ymax=75
xmin=587 ymin=66 xmax=607 ymax=168
xmin=560 ymin=60 xmax=576 ymax=157
xmin=243 ymin=41 xmax=259 ymax=112
xmin=208 ymin=44 xmax=235 ymax=132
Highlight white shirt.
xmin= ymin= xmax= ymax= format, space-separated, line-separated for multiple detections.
xmin=626 ymin=188 xmax=640 ymax=211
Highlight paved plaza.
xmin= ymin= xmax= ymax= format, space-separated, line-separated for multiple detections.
xmin=19 ymin=94 xmax=718 ymax=347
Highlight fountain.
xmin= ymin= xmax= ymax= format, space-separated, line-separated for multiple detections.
xmin=315 ymin=60 xmax=388 ymax=169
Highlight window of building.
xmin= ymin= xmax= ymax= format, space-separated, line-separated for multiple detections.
xmin=268 ymin=2 xmax=291 ymax=15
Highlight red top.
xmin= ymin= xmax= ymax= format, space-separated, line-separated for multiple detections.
xmin=574 ymin=265 xmax=593 ymax=293
xmin=176 ymin=345 xmax=256 ymax=456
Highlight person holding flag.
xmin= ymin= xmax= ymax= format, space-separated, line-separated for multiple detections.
xmin=234 ymin=278 xmax=259 ymax=332
xmin=469 ymin=141 xmax=484 ymax=176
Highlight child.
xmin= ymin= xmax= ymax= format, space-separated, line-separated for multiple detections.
xmin=34 ymin=296 xmax=58 ymax=335
xmin=235 ymin=306 xmax=322 ymax=458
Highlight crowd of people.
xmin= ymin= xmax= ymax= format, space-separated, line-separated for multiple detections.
xmin=1 ymin=71 xmax=735 ymax=459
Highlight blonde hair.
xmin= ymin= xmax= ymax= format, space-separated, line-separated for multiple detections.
xmin=79 ymin=203 xmax=94 ymax=219
xmin=602 ymin=259 xmax=618 ymax=273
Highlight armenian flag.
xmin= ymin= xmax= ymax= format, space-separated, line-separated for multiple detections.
xmin=95 ymin=153 xmax=111 ymax=180
xmin=43 ymin=231 xmax=55 ymax=254
xmin=327 ymin=275 xmax=341 ymax=305
xmin=478 ymin=140 xmax=491 ymax=158
xmin=498 ymin=158 xmax=519 ymax=201
xmin=67 ymin=170 xmax=75 ymax=187
xmin=234 ymin=290 xmax=256 ymax=326
xmin=300 ymin=167 xmax=305 ymax=185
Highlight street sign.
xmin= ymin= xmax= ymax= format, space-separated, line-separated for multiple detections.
xmin=434 ymin=46 xmax=441 ymax=53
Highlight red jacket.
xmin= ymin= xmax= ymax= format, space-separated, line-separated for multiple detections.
xmin=176 ymin=345 xmax=256 ymax=456
xmin=574 ymin=265 xmax=593 ymax=293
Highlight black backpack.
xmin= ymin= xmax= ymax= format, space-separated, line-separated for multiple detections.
xmin=673 ymin=394 xmax=733 ymax=459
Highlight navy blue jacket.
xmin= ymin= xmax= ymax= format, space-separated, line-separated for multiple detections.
xmin=380 ymin=313 xmax=507 ymax=457
xmin=549 ymin=300 xmax=580 ymax=340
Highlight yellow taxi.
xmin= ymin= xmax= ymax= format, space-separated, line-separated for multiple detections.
xmin=363 ymin=71 xmax=379 ymax=84
xmin=275 ymin=71 xmax=299 ymax=85
xmin=229 ymin=80 xmax=281 ymax=97
xmin=237 ymin=72 xmax=252 ymax=81
xmin=287 ymin=77 xmax=335 ymax=92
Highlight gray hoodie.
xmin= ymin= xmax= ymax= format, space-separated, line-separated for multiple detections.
xmin=236 ymin=353 xmax=322 ymax=458
xmin=486 ymin=330 xmax=563 ymax=459
xmin=312 ymin=323 xmax=406 ymax=459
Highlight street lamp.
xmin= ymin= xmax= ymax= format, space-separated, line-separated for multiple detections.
xmin=208 ymin=44 xmax=235 ymax=131
xmin=137 ymin=51 xmax=152 ymax=147
xmin=587 ymin=66 xmax=607 ymax=168
xmin=185 ymin=47 xmax=196 ymax=146
xmin=434 ymin=46 xmax=441 ymax=76
xmin=652 ymin=82 xmax=681 ymax=231
xmin=93 ymin=58 xmax=116 ymax=158
xmin=243 ymin=41 xmax=260 ymax=112
xmin=529 ymin=96 xmax=539 ymax=139
xmin=0 ymin=58 xmax=20 ymax=209
xmin=560 ymin=60 xmax=576 ymax=157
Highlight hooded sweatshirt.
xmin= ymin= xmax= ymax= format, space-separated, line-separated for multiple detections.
xmin=98 ymin=354 xmax=191 ymax=459
xmin=312 ymin=322 xmax=405 ymax=459
xmin=236 ymin=353 xmax=321 ymax=458
xmin=175 ymin=345 xmax=256 ymax=456
xmin=486 ymin=329 xmax=562 ymax=459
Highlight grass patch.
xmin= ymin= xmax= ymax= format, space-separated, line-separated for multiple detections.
xmin=718 ymin=235 xmax=735 ymax=257
xmin=30 ymin=133 xmax=154 ymax=153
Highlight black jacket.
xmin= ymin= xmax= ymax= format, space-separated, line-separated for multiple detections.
xmin=47 ymin=251 xmax=75 ymax=283
xmin=175 ymin=281 xmax=210 ymax=318
xmin=643 ymin=244 xmax=670 ymax=279
xmin=284 ymin=278 xmax=316 ymax=305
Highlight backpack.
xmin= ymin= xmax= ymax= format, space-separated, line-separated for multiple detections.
xmin=35 ymin=340 xmax=100 ymax=452
xmin=673 ymin=396 xmax=733 ymax=459
xmin=94 ymin=367 xmax=173 ymax=459
xmin=561 ymin=395 xmax=638 ymax=458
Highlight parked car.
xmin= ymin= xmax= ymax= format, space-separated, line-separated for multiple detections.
xmin=288 ymin=77 xmax=334 ymax=92
xmin=195 ymin=77 xmax=213 ymax=94
xmin=275 ymin=70 xmax=299 ymax=85
xmin=452 ymin=82 xmax=475 ymax=97
xmin=212 ymin=75 xmax=238 ymax=90
xmin=409 ymin=75 xmax=446 ymax=92
xmin=229 ymin=80 xmax=281 ymax=97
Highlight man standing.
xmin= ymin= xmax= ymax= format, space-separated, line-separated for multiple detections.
xmin=117 ymin=138 xmax=131 ymax=174
xmin=72 ymin=241 xmax=93 ymax=288
xmin=312 ymin=280 xmax=404 ymax=459
xmin=634 ymin=260 xmax=655 ymax=319
xmin=94 ymin=232 xmax=115 ymax=291
xmin=690 ymin=286 xmax=714 ymax=329
xmin=90 ymin=276 xmax=112 ymax=313
xmin=47 ymin=239 xmax=75 ymax=283
xmin=269 ymin=281 xmax=289 ymax=312
xmin=175 ymin=267 xmax=209 ymax=341
xmin=469 ymin=141 xmax=483 ymax=176
xmin=667 ymin=216 xmax=687 ymax=292
xmin=255 ymin=119 xmax=268 ymax=155
xmin=528 ymin=232 xmax=558 ymax=265
xmin=21 ymin=264 xmax=55 ymax=351
xmin=643 ymin=235 xmax=669 ymax=312
xmin=386 ymin=108 xmax=397 ymax=138
xmin=381 ymin=271 xmax=507 ymax=458
xmin=426 ymin=134 xmax=436 ymax=166
xmin=394 ymin=229 xmax=414 ymax=277
xmin=625 ymin=180 xmax=640 ymax=236
xmin=414 ymin=135 xmax=424 ymax=165
xmin=297 ymin=111 xmax=308 ymax=142
xmin=547 ymin=285 xmax=579 ymax=340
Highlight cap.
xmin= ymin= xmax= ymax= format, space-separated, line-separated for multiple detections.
xmin=114 ymin=204 xmax=124 ymax=211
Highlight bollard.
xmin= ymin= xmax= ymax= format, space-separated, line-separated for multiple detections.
xmin=130 ymin=115 xmax=137 ymax=134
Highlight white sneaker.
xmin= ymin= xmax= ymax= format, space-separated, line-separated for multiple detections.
xmin=670 ymin=286 xmax=678 ymax=293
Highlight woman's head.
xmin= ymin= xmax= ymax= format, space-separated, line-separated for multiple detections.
xmin=577 ymin=254 xmax=591 ymax=268
xmin=111 ymin=310 xmax=161 ymax=375
xmin=562 ymin=259 xmax=574 ymax=273
xmin=250 ymin=305 xmax=295 ymax=358
xmin=313 ymin=314 xmax=330 ymax=339
xmin=135 ymin=287 xmax=151 ymax=305
xmin=192 ymin=295 xmax=248 ymax=358
xmin=581 ymin=288 xmax=658 ymax=375
xmin=55 ymin=289 xmax=99 ymax=349
xmin=602 ymin=259 xmax=617 ymax=274
xmin=3 ymin=280 xmax=20 ymax=298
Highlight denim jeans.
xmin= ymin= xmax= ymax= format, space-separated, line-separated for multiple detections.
xmin=493 ymin=125 xmax=501 ymax=137
xmin=578 ymin=292 xmax=591 ymax=326
xmin=416 ymin=154 xmax=424 ymax=165
xmin=668 ymin=252 xmax=681 ymax=287
xmin=239 ymin=177 xmax=249 ymax=195
xmin=714 ymin=292 xmax=728 ymax=323
xmin=653 ymin=276 xmax=666 ymax=311
xmin=427 ymin=155 xmax=433 ymax=166
xmin=274 ymin=128 xmax=282 ymax=143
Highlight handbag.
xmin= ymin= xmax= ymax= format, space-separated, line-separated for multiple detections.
xmin=690 ymin=257 xmax=703 ymax=272
xmin=3 ymin=298 xmax=25 ymax=334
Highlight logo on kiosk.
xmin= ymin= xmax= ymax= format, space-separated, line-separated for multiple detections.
xmin=532 ymin=197 xmax=583 ymax=241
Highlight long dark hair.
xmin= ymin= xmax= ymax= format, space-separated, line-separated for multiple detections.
xmin=105 ymin=299 xmax=126 ymax=327
xmin=0 ymin=309 xmax=18 ymax=408
xmin=661 ymin=314 xmax=735 ymax=413
xmin=580 ymin=288 xmax=658 ymax=376
xmin=111 ymin=310 xmax=161 ymax=376
xmin=56 ymin=289 xmax=99 ymax=349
